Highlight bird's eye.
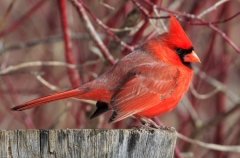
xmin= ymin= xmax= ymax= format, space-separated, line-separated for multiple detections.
xmin=176 ymin=48 xmax=184 ymax=54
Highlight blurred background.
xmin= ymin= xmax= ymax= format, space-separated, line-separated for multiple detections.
xmin=0 ymin=0 xmax=240 ymax=157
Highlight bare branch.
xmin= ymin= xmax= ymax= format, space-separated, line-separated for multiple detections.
xmin=99 ymin=0 xmax=115 ymax=10
xmin=143 ymin=0 xmax=240 ymax=54
xmin=180 ymin=11 xmax=240 ymax=25
xmin=193 ymin=66 xmax=240 ymax=103
xmin=177 ymin=132 xmax=240 ymax=153
xmin=208 ymin=23 xmax=240 ymax=53
xmin=0 ymin=33 xmax=104 ymax=54
xmin=197 ymin=0 xmax=229 ymax=18
xmin=109 ymin=27 xmax=140 ymax=33
xmin=78 ymin=0 xmax=135 ymax=51
xmin=34 ymin=74 xmax=97 ymax=106
xmin=0 ymin=0 xmax=16 ymax=31
xmin=35 ymin=74 xmax=96 ymax=105
xmin=35 ymin=75 xmax=61 ymax=91
xmin=181 ymin=96 xmax=202 ymax=128
xmin=0 ymin=61 xmax=75 ymax=75
xmin=193 ymin=103 xmax=240 ymax=138
xmin=72 ymin=0 xmax=116 ymax=65
xmin=189 ymin=83 xmax=221 ymax=100
xmin=0 ymin=60 xmax=100 ymax=76
xmin=0 ymin=0 xmax=46 ymax=38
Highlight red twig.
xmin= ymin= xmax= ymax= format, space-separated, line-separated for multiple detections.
xmin=0 ymin=0 xmax=17 ymax=31
xmin=103 ymin=3 xmax=127 ymax=46
xmin=121 ymin=0 xmax=153 ymax=55
xmin=215 ymin=16 xmax=229 ymax=156
xmin=0 ymin=84 xmax=34 ymax=129
xmin=181 ymin=11 xmax=240 ymax=25
xmin=3 ymin=76 xmax=35 ymax=129
xmin=207 ymin=23 xmax=240 ymax=54
xmin=71 ymin=0 xmax=116 ymax=65
xmin=132 ymin=0 xmax=162 ymax=19
xmin=142 ymin=0 xmax=240 ymax=54
xmin=0 ymin=0 xmax=46 ymax=38
xmin=77 ymin=0 xmax=135 ymax=52
xmin=121 ymin=0 xmax=160 ymax=55
xmin=59 ymin=0 xmax=81 ymax=88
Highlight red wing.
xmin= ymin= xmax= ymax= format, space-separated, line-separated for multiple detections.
xmin=109 ymin=63 xmax=180 ymax=123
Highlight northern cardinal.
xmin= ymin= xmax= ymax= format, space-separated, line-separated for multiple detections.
xmin=12 ymin=15 xmax=200 ymax=128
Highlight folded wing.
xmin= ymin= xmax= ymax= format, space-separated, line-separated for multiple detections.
xmin=109 ymin=63 xmax=180 ymax=123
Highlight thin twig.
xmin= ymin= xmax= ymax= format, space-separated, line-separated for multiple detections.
xmin=193 ymin=66 xmax=240 ymax=103
xmin=0 ymin=0 xmax=16 ymax=31
xmin=49 ymin=102 xmax=71 ymax=129
xmin=181 ymin=96 xmax=202 ymax=128
xmin=109 ymin=27 xmax=139 ymax=32
xmin=77 ymin=0 xmax=135 ymax=51
xmin=153 ymin=7 xmax=168 ymax=32
xmin=99 ymin=0 xmax=115 ymax=10
xmin=0 ymin=33 xmax=104 ymax=54
xmin=0 ymin=61 xmax=75 ymax=75
xmin=197 ymin=0 xmax=229 ymax=18
xmin=72 ymin=0 xmax=116 ymax=65
xmin=192 ymin=103 xmax=240 ymax=139
xmin=189 ymin=83 xmax=221 ymax=100
xmin=0 ymin=60 xmax=101 ymax=76
xmin=207 ymin=23 xmax=240 ymax=53
xmin=122 ymin=0 xmax=159 ymax=55
xmin=35 ymin=75 xmax=61 ymax=91
xmin=34 ymin=74 xmax=96 ymax=106
xmin=181 ymin=11 xmax=240 ymax=25
xmin=3 ymin=76 xmax=36 ymax=129
xmin=142 ymin=0 xmax=240 ymax=54
xmin=0 ymin=0 xmax=46 ymax=38
xmin=177 ymin=132 xmax=240 ymax=153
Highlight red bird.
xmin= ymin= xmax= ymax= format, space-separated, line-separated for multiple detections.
xmin=12 ymin=15 xmax=200 ymax=128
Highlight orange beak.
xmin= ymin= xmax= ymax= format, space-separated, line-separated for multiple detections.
xmin=184 ymin=51 xmax=201 ymax=63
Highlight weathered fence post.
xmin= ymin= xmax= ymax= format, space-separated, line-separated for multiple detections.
xmin=0 ymin=128 xmax=176 ymax=158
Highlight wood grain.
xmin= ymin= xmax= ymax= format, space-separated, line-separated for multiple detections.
xmin=0 ymin=129 xmax=176 ymax=158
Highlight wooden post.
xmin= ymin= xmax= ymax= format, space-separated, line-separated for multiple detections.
xmin=0 ymin=128 xmax=176 ymax=158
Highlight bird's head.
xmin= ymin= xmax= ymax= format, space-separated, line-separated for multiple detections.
xmin=160 ymin=15 xmax=201 ymax=68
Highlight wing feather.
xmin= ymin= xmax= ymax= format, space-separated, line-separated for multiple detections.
xmin=109 ymin=63 xmax=180 ymax=123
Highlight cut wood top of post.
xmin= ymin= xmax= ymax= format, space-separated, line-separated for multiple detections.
xmin=0 ymin=128 xmax=177 ymax=158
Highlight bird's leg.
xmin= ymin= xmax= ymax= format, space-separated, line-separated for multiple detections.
xmin=138 ymin=117 xmax=164 ymax=129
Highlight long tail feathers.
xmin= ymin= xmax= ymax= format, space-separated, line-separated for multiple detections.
xmin=11 ymin=89 xmax=81 ymax=111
